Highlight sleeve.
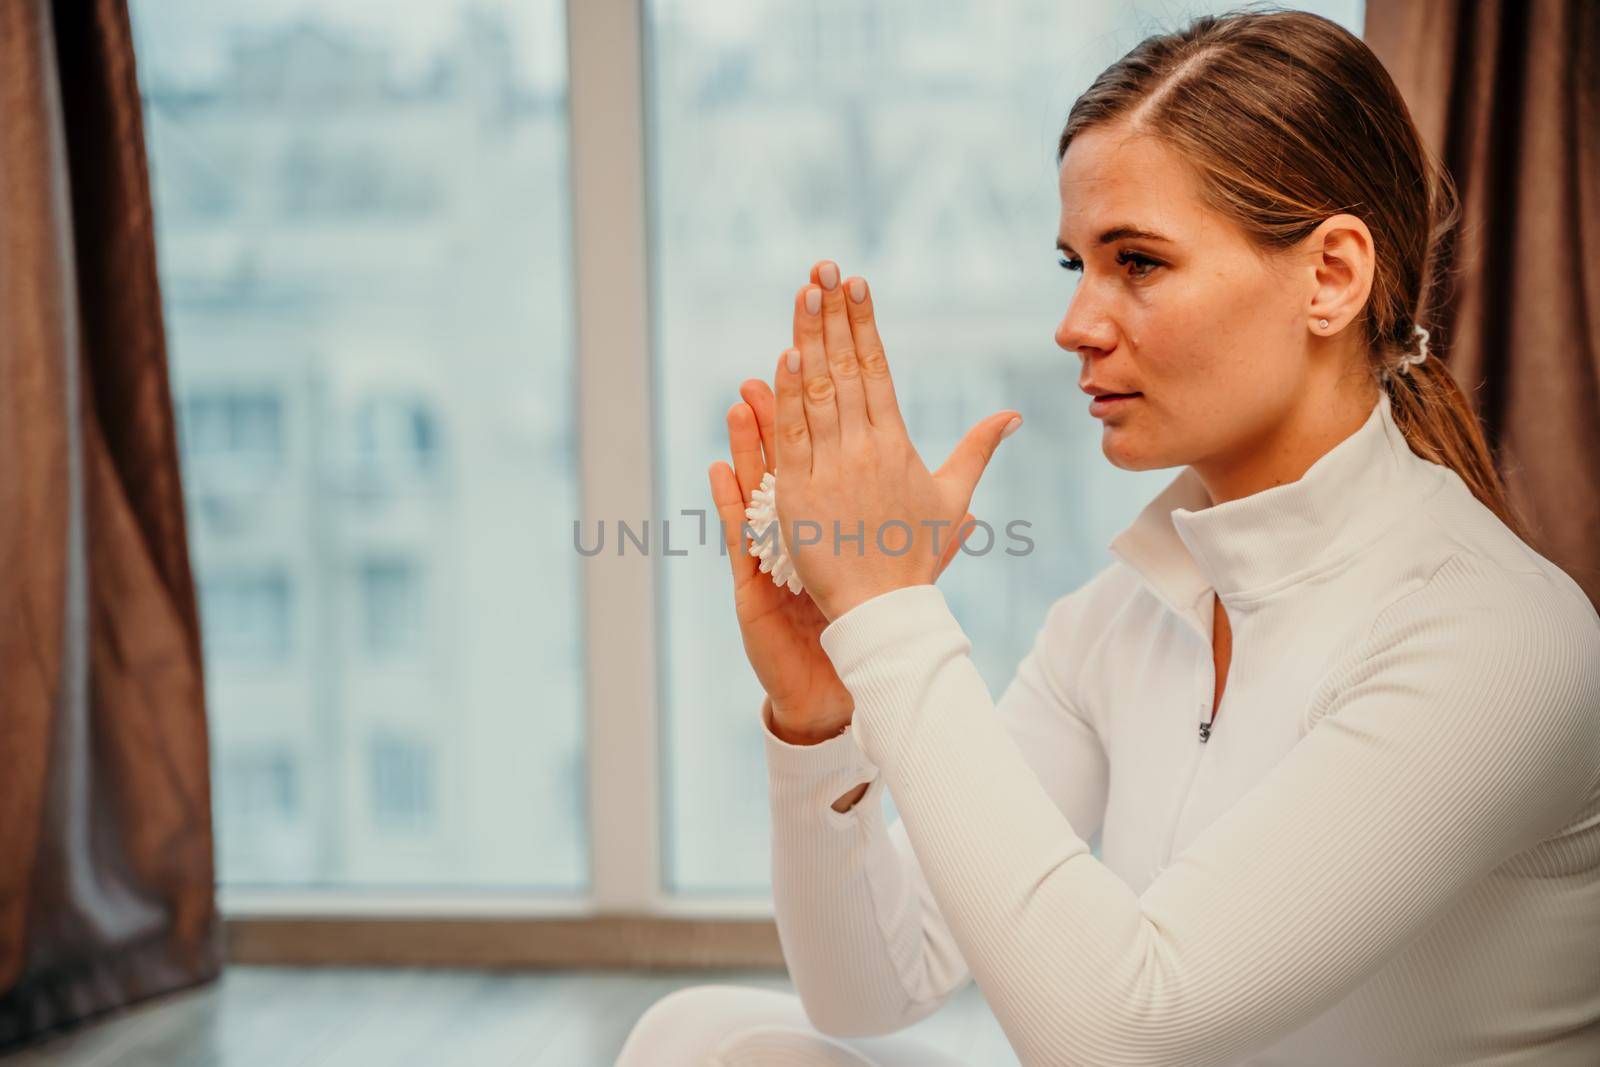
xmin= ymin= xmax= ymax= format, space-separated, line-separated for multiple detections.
xmin=815 ymin=560 xmax=1600 ymax=1067
xmin=763 ymin=591 xmax=1112 ymax=1038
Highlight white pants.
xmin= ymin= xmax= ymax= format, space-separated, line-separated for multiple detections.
xmin=614 ymin=984 xmax=973 ymax=1066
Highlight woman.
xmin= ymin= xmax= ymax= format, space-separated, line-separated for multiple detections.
xmin=618 ymin=9 xmax=1600 ymax=1066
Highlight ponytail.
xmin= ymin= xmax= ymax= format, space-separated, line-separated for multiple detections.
xmin=1375 ymin=157 xmax=1536 ymax=547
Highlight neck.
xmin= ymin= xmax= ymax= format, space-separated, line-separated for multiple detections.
xmin=1190 ymin=382 xmax=1382 ymax=507
xmin=1108 ymin=386 xmax=1445 ymax=634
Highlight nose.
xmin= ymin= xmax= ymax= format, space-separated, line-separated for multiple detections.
xmin=1054 ymin=280 xmax=1115 ymax=356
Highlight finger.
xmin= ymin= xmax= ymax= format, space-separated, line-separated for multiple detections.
xmin=737 ymin=378 xmax=777 ymax=474
xmin=709 ymin=461 xmax=758 ymax=585
xmin=726 ymin=401 xmax=766 ymax=504
xmin=815 ymin=260 xmax=869 ymax=440
xmin=842 ymin=275 xmax=907 ymax=435
xmin=774 ymin=347 xmax=812 ymax=476
xmin=793 ymin=282 xmax=839 ymax=457
xmin=936 ymin=411 xmax=1022 ymax=503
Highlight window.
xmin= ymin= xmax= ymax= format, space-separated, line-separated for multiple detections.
xmin=357 ymin=393 xmax=438 ymax=466
xmin=132 ymin=0 xmax=585 ymax=891
xmin=200 ymin=568 xmax=291 ymax=661
xmin=216 ymin=746 xmax=307 ymax=877
xmin=359 ymin=556 xmax=424 ymax=659
xmin=645 ymin=0 xmax=1367 ymax=894
xmin=182 ymin=389 xmax=285 ymax=466
xmin=223 ymin=747 xmax=298 ymax=822
xmin=369 ymin=732 xmax=435 ymax=832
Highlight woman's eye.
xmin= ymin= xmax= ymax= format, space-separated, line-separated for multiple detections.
xmin=1116 ymin=250 xmax=1160 ymax=278
xmin=1057 ymin=256 xmax=1082 ymax=273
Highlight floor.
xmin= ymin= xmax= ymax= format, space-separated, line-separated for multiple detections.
xmin=7 ymin=966 xmax=1023 ymax=1066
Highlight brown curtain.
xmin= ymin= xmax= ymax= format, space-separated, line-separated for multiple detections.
xmin=0 ymin=0 xmax=220 ymax=1047
xmin=1366 ymin=0 xmax=1600 ymax=608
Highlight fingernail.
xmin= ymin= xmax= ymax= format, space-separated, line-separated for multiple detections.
xmin=786 ymin=348 xmax=800 ymax=373
xmin=848 ymin=277 xmax=867 ymax=303
xmin=805 ymin=288 xmax=821 ymax=315
xmin=1000 ymin=416 xmax=1022 ymax=440
xmin=819 ymin=262 xmax=839 ymax=290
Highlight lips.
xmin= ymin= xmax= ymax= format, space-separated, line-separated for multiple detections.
xmin=1088 ymin=391 xmax=1141 ymax=416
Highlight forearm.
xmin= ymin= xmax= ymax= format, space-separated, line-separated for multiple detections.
xmin=762 ymin=696 xmax=971 ymax=1036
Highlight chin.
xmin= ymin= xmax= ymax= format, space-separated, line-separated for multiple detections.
xmin=1100 ymin=433 xmax=1164 ymax=472
xmin=1103 ymin=441 xmax=1191 ymax=474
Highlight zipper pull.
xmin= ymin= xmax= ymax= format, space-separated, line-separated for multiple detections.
xmin=1198 ymin=720 xmax=1212 ymax=743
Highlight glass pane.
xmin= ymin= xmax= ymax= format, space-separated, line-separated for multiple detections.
xmin=649 ymin=0 xmax=1366 ymax=894
xmin=130 ymin=0 xmax=586 ymax=891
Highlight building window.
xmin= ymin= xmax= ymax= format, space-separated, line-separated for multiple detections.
xmin=369 ymin=732 xmax=434 ymax=832
xmin=223 ymin=747 xmax=299 ymax=823
xmin=181 ymin=389 xmax=286 ymax=472
xmin=359 ymin=557 xmax=424 ymax=659
xmin=350 ymin=392 xmax=441 ymax=488
xmin=200 ymin=569 xmax=291 ymax=661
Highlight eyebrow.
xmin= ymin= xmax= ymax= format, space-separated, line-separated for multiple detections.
xmin=1055 ymin=226 xmax=1174 ymax=253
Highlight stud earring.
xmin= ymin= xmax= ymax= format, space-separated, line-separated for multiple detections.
xmin=1318 ymin=318 xmax=1330 ymax=329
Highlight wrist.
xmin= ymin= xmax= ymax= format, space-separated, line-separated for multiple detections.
xmin=765 ymin=695 xmax=853 ymax=745
xmin=822 ymin=580 xmax=920 ymax=625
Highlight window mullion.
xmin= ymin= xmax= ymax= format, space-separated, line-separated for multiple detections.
xmin=567 ymin=0 xmax=660 ymax=911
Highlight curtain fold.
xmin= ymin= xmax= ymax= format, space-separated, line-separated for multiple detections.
xmin=1366 ymin=0 xmax=1600 ymax=608
xmin=0 ymin=0 xmax=219 ymax=1047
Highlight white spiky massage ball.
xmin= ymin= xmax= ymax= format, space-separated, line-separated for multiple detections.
xmin=744 ymin=470 xmax=805 ymax=595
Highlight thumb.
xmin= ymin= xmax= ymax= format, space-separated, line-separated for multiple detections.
xmin=934 ymin=411 xmax=1022 ymax=499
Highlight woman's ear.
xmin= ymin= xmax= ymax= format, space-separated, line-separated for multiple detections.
xmin=1305 ymin=213 xmax=1375 ymax=332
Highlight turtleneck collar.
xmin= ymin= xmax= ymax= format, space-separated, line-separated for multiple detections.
xmin=1106 ymin=390 xmax=1447 ymax=637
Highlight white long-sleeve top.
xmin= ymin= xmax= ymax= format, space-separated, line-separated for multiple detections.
xmin=762 ymin=390 xmax=1600 ymax=1066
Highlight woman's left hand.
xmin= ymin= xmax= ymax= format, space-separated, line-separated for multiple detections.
xmin=774 ymin=259 xmax=1022 ymax=623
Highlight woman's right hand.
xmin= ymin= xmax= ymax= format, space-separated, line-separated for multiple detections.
xmin=709 ymin=377 xmax=975 ymax=744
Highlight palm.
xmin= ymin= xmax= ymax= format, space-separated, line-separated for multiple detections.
xmin=730 ymin=561 xmax=850 ymax=720
xmin=711 ymin=377 xmax=971 ymax=732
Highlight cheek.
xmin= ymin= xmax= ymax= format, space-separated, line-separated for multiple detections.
xmin=1125 ymin=283 xmax=1220 ymax=386
xmin=1144 ymin=271 xmax=1273 ymax=386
